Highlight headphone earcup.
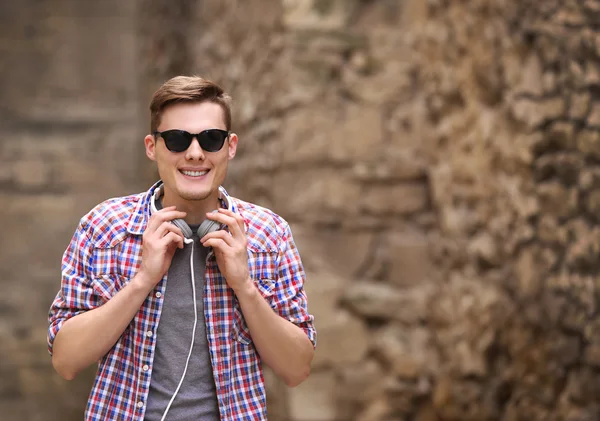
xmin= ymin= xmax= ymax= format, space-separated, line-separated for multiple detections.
xmin=197 ymin=219 xmax=220 ymax=238
xmin=171 ymin=218 xmax=194 ymax=239
xmin=197 ymin=209 xmax=220 ymax=238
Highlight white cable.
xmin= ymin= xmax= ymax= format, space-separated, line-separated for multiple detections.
xmin=160 ymin=237 xmax=197 ymax=421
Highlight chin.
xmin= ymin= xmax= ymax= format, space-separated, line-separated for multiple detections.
xmin=178 ymin=188 xmax=213 ymax=201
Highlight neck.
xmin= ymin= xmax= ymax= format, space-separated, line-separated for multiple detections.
xmin=162 ymin=189 xmax=221 ymax=225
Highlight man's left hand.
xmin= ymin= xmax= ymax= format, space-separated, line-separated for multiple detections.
xmin=200 ymin=208 xmax=252 ymax=293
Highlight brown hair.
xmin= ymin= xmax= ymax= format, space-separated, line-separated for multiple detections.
xmin=149 ymin=75 xmax=232 ymax=132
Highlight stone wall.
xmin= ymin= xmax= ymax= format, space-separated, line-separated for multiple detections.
xmin=3 ymin=0 xmax=600 ymax=420
xmin=0 ymin=1 xmax=141 ymax=420
xmin=215 ymin=1 xmax=600 ymax=420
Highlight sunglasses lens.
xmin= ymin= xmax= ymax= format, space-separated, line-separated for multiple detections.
xmin=161 ymin=131 xmax=191 ymax=152
xmin=199 ymin=129 xmax=228 ymax=152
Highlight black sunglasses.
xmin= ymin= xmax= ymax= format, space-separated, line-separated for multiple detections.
xmin=153 ymin=129 xmax=229 ymax=153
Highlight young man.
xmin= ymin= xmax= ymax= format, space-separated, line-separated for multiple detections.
xmin=47 ymin=76 xmax=316 ymax=421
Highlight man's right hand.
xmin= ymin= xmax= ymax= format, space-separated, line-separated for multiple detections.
xmin=137 ymin=206 xmax=187 ymax=288
xmin=51 ymin=206 xmax=188 ymax=381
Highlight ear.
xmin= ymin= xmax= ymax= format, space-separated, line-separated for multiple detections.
xmin=227 ymin=133 xmax=239 ymax=160
xmin=144 ymin=134 xmax=157 ymax=161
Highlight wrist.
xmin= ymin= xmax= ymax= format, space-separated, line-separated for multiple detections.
xmin=232 ymin=278 xmax=257 ymax=300
xmin=130 ymin=270 xmax=159 ymax=295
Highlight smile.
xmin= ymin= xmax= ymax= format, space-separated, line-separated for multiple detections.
xmin=180 ymin=169 xmax=208 ymax=177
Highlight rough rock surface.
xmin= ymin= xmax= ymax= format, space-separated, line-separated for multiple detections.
xmin=3 ymin=0 xmax=600 ymax=420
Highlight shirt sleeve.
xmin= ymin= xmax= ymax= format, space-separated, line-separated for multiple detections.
xmin=47 ymin=222 xmax=100 ymax=355
xmin=271 ymin=223 xmax=317 ymax=348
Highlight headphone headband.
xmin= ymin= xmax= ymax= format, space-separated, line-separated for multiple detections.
xmin=150 ymin=181 xmax=233 ymax=241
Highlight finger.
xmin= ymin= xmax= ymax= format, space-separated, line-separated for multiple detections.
xmin=201 ymin=229 xmax=235 ymax=247
xmin=154 ymin=221 xmax=185 ymax=240
xmin=147 ymin=209 xmax=187 ymax=232
xmin=207 ymin=211 xmax=243 ymax=238
xmin=201 ymin=237 xmax=229 ymax=251
xmin=218 ymin=208 xmax=246 ymax=233
xmin=160 ymin=231 xmax=185 ymax=250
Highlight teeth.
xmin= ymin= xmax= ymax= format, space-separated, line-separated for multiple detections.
xmin=181 ymin=170 xmax=208 ymax=177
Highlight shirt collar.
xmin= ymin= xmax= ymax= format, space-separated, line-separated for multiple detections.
xmin=125 ymin=180 xmax=236 ymax=235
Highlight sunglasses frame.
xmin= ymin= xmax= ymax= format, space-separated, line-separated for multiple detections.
xmin=153 ymin=129 xmax=230 ymax=153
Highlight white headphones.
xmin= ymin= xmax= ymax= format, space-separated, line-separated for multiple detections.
xmin=150 ymin=181 xmax=233 ymax=244
xmin=148 ymin=181 xmax=233 ymax=420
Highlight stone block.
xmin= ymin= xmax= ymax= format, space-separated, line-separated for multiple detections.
xmin=342 ymin=281 xmax=433 ymax=324
xmin=288 ymin=370 xmax=337 ymax=421
xmin=279 ymin=100 xmax=339 ymax=166
xmin=435 ymin=205 xmax=478 ymax=236
xmin=468 ymin=232 xmax=500 ymax=267
xmin=577 ymin=129 xmax=600 ymax=158
xmin=578 ymin=166 xmax=600 ymax=190
xmin=272 ymin=169 xmax=362 ymax=224
xmin=429 ymin=276 xmax=511 ymax=378
xmin=536 ymin=181 xmax=579 ymax=219
xmin=1 ymin=193 xmax=84 ymax=279
xmin=4 ymin=2 xmax=137 ymax=121
xmin=433 ymin=377 xmax=495 ymax=421
xmin=540 ymin=121 xmax=576 ymax=152
xmin=359 ymin=182 xmax=429 ymax=216
xmin=352 ymin=151 xmax=427 ymax=183
xmin=329 ymin=104 xmax=384 ymax=163
xmin=342 ymin=60 xmax=414 ymax=105
xmin=569 ymin=92 xmax=591 ymax=120
xmin=587 ymin=102 xmax=600 ymax=126
xmin=584 ymin=344 xmax=600 ymax=366
xmin=296 ymin=228 xmax=375 ymax=280
xmin=11 ymin=158 xmax=52 ymax=190
xmin=564 ymin=228 xmax=600 ymax=272
xmin=311 ymin=310 xmax=370 ymax=369
xmin=288 ymin=29 xmax=367 ymax=55
xmin=510 ymin=53 xmax=544 ymax=96
xmin=282 ymin=0 xmax=358 ymax=31
xmin=510 ymin=96 xmax=565 ymax=130
xmin=372 ymin=325 xmax=438 ymax=379
xmin=336 ymin=360 xmax=384 ymax=409
xmin=585 ymin=189 xmax=600 ymax=216
xmin=264 ymin=368 xmax=289 ymax=421
xmin=516 ymin=246 xmax=547 ymax=298
xmin=585 ymin=60 xmax=600 ymax=85
xmin=562 ymin=367 xmax=600 ymax=404
xmin=303 ymin=266 xmax=345 ymax=322
xmin=534 ymin=152 xmax=584 ymax=186
xmin=387 ymin=230 xmax=431 ymax=287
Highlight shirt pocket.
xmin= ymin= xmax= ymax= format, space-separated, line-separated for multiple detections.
xmin=91 ymin=273 xmax=129 ymax=303
xmin=232 ymin=278 xmax=277 ymax=345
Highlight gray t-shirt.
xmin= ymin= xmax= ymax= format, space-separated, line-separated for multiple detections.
xmin=144 ymin=224 xmax=220 ymax=421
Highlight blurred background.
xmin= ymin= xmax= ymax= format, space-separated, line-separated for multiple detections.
xmin=2 ymin=0 xmax=600 ymax=420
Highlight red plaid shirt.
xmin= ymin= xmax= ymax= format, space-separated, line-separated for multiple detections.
xmin=47 ymin=181 xmax=316 ymax=420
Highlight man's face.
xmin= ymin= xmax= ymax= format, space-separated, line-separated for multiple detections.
xmin=144 ymin=101 xmax=237 ymax=205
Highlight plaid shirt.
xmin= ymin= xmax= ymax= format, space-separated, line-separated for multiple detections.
xmin=47 ymin=181 xmax=316 ymax=421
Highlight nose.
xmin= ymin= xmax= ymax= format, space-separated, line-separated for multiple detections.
xmin=185 ymin=137 xmax=205 ymax=161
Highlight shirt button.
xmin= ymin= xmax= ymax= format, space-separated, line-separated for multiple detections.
xmin=155 ymin=291 xmax=162 ymax=298
xmin=142 ymin=364 xmax=149 ymax=372
xmin=137 ymin=401 xmax=144 ymax=409
xmin=146 ymin=330 xmax=153 ymax=338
